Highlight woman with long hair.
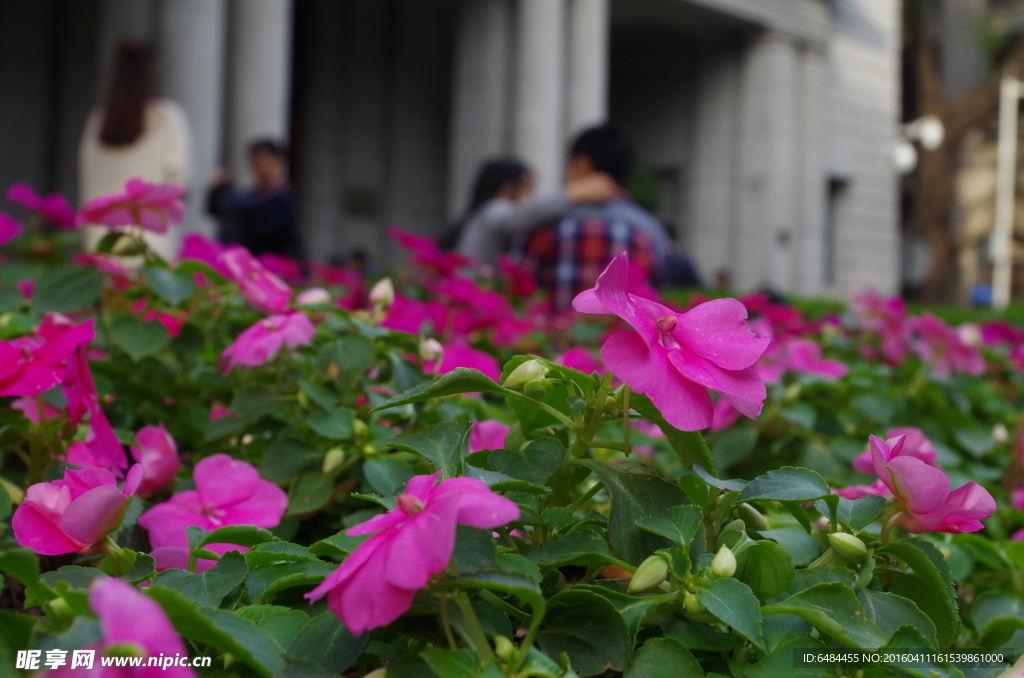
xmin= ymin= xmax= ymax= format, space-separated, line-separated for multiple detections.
xmin=451 ymin=156 xmax=616 ymax=269
xmin=79 ymin=40 xmax=191 ymax=260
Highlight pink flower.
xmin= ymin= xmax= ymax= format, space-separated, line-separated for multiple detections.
xmin=305 ymin=473 xmax=519 ymax=634
xmin=382 ymin=294 xmax=436 ymax=335
xmin=179 ymin=232 xmax=232 ymax=279
xmin=11 ymin=395 xmax=60 ymax=423
xmin=910 ymin=312 xmax=985 ymax=378
xmin=981 ymin=320 xmax=1024 ymax=346
xmin=12 ymin=465 xmax=142 ymax=555
xmin=0 ymin=212 xmax=23 ymax=246
xmin=574 ymin=253 xmax=769 ymax=431
xmin=131 ymin=424 xmax=181 ymax=495
xmin=78 ymin=178 xmax=185 ymax=233
xmin=833 ymin=479 xmax=890 ymax=500
xmin=431 ymin=343 xmax=501 ymax=382
xmin=50 ymin=577 xmax=197 ymax=678
xmin=869 ymin=434 xmax=994 ymax=534
xmin=221 ymin=311 xmax=315 ymax=373
xmin=556 ymin=347 xmax=603 ymax=374
xmin=389 ymin=226 xmax=473 ymax=277
xmin=710 ymin=398 xmax=741 ymax=433
xmin=63 ymin=337 xmax=127 ymax=472
xmin=257 ymin=253 xmax=304 ymax=284
xmin=498 ymin=254 xmax=537 ymax=298
xmin=469 ymin=420 xmax=510 ymax=453
xmin=781 ymin=337 xmax=848 ymax=379
xmin=16 ymin=279 xmax=33 ymax=300
xmin=6 ymin=182 xmax=76 ymax=229
xmin=209 ymin=402 xmax=235 ymax=421
xmin=138 ymin=454 xmax=287 ymax=553
xmin=851 ymin=427 xmax=937 ymax=475
xmin=0 ymin=316 xmax=94 ymax=396
xmin=218 ymin=245 xmax=292 ymax=313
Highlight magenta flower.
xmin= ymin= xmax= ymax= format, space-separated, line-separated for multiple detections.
xmin=574 ymin=253 xmax=769 ymax=431
xmin=0 ymin=212 xmax=23 ymax=246
xmin=257 ymin=252 xmax=304 ymax=284
xmin=833 ymin=479 xmax=891 ymax=501
xmin=305 ymin=473 xmax=519 ymax=634
xmin=849 ymin=287 xmax=910 ymax=363
xmin=130 ymin=424 xmax=181 ymax=496
xmin=218 ymin=245 xmax=292 ymax=313
xmin=0 ymin=316 xmax=94 ymax=397
xmin=869 ymin=434 xmax=994 ymax=534
xmin=389 ymin=226 xmax=473 ymax=277
xmin=11 ymin=395 xmax=60 ymax=423
xmin=469 ymin=420 xmax=510 ymax=453
xmin=12 ymin=465 xmax=142 ymax=556
xmin=138 ymin=454 xmax=287 ymax=553
xmin=221 ymin=311 xmax=315 ymax=373
xmin=78 ymin=178 xmax=185 ymax=233
xmin=49 ymin=577 xmax=197 ymax=678
xmin=556 ymin=347 xmax=603 ymax=374
xmin=63 ymin=339 xmax=127 ymax=472
xmin=851 ymin=427 xmax=936 ymax=475
xmin=781 ymin=337 xmax=848 ymax=380
xmin=910 ymin=312 xmax=985 ymax=378
xmin=179 ymin=232 xmax=233 ymax=280
xmin=7 ymin=182 xmax=76 ymax=229
xmin=429 ymin=342 xmax=501 ymax=382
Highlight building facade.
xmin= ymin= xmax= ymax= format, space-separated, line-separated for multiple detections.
xmin=0 ymin=0 xmax=901 ymax=296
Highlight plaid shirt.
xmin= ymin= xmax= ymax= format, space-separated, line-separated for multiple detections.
xmin=517 ymin=203 xmax=665 ymax=308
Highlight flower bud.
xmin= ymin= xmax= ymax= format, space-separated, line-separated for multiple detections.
xmin=296 ymin=287 xmax=332 ymax=306
xmin=737 ymin=503 xmax=769 ymax=531
xmin=494 ymin=635 xmax=516 ymax=661
xmin=827 ymin=532 xmax=868 ymax=563
xmin=603 ymin=396 xmax=620 ymax=418
xmin=683 ymin=592 xmax=701 ymax=616
xmin=368 ymin=278 xmax=395 ymax=309
xmin=502 ymin=360 xmax=548 ymax=389
xmin=523 ymin=377 xmax=555 ymax=399
xmin=628 ymin=554 xmax=669 ymax=593
xmin=419 ymin=337 xmax=444 ymax=363
xmin=353 ymin=418 xmax=369 ymax=440
xmin=710 ymin=545 xmax=736 ymax=579
xmin=993 ymin=423 xmax=1009 ymax=444
xmin=297 ymin=391 xmax=311 ymax=409
xmin=323 ymin=448 xmax=346 ymax=474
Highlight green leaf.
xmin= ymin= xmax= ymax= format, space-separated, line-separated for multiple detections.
xmin=973 ymin=593 xmax=1024 ymax=647
xmin=41 ymin=566 xmax=108 ymax=590
xmin=784 ymin=567 xmax=857 ymax=596
xmin=877 ymin=540 xmax=960 ymax=647
xmin=536 ymin=589 xmax=632 ymax=677
xmin=143 ymin=266 xmax=197 ymax=305
xmin=287 ymin=472 xmax=335 ymax=515
xmin=451 ymin=570 xmax=546 ymax=615
xmin=711 ymin=428 xmax=758 ymax=471
xmin=243 ymin=542 xmax=317 ymax=567
xmin=246 ymin=560 xmax=335 ymax=604
xmin=630 ymin=394 xmax=714 ymax=471
xmin=453 ymin=526 xmax=498 ymax=574
xmin=147 ymin=585 xmax=285 ymax=676
xmin=745 ymin=638 xmax=832 ymax=678
xmin=309 ymin=532 xmax=369 ymax=557
xmin=858 ymin=589 xmax=937 ymax=648
xmin=0 ymin=609 xmax=38 ymax=662
xmin=515 ymin=647 xmax=575 ymax=678
xmin=203 ymin=415 xmax=250 ymax=442
xmin=299 ymin=380 xmax=339 ymax=409
xmin=660 ymin=616 xmax=743 ymax=651
xmin=153 ymin=551 xmax=248 ymax=607
xmin=307 ymin=407 xmax=355 ymax=440
xmin=736 ymin=540 xmax=795 ymax=601
xmin=316 ymin=335 xmax=375 ymax=391
xmin=882 ymin=626 xmax=963 ymax=678
xmin=187 ymin=524 xmax=278 ymax=550
xmin=260 ymin=439 xmax=321 ymax=482
xmin=488 ymin=438 xmax=565 ymax=485
xmin=0 ymin=548 xmax=55 ymax=605
xmin=231 ymin=386 xmax=280 ymax=415
xmin=814 ymin=495 xmax=887 ymax=531
xmin=176 ymin=259 xmax=226 ymax=285
xmin=697 ymin=578 xmax=765 ymax=651
xmin=110 ymin=316 xmax=169 ymax=360
xmin=635 ymin=505 xmax=702 ymax=549
xmin=571 ymin=584 xmax=675 ymax=643
xmin=363 ymin=456 xmax=414 ymax=496
xmin=286 ymin=611 xmax=368 ymax=672
xmin=372 ymin=368 xmax=507 ymax=411
xmin=624 ymin=637 xmax=703 ymax=678
xmin=953 ymin=426 xmax=997 ymax=458
xmin=737 ymin=467 xmax=831 ymax=503
xmin=387 ymin=421 xmax=470 ymax=479
xmin=572 ymin=459 xmax=689 ymax=565
xmin=258 ymin=609 xmax=309 ymax=653
xmin=526 ymin=530 xmax=625 ymax=569
xmin=421 ymin=648 xmax=490 ymax=678
xmin=31 ymin=264 xmax=104 ymax=313
xmin=761 ymin=582 xmax=887 ymax=649
xmin=691 ymin=464 xmax=746 ymax=492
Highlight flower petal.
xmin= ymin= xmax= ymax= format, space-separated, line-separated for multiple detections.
xmin=194 ymin=454 xmax=260 ymax=508
xmin=672 ymin=299 xmax=769 ymax=370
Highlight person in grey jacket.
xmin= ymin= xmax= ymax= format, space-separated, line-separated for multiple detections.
xmin=451 ymin=157 xmax=615 ymax=268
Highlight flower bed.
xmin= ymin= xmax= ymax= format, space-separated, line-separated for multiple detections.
xmin=2 ymin=180 xmax=1024 ymax=677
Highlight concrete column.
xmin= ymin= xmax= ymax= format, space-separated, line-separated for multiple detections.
xmin=447 ymin=0 xmax=512 ymax=219
xmin=795 ymin=46 xmax=826 ymax=295
xmin=226 ymin=0 xmax=293 ymax=184
xmin=157 ymin=0 xmax=227 ymax=237
xmin=513 ymin=0 xmax=566 ymax=195
xmin=96 ymin=0 xmax=155 ymax=98
xmin=566 ymin=0 xmax=608 ymax=136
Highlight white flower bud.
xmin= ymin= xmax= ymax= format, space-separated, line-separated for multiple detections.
xmin=710 ymin=545 xmax=736 ymax=579
xmin=296 ymin=287 xmax=331 ymax=306
xmin=827 ymin=532 xmax=868 ymax=563
xmin=368 ymin=278 xmax=395 ymax=309
xmin=323 ymin=448 xmax=345 ymax=474
xmin=627 ymin=555 xmax=669 ymax=593
xmin=502 ymin=360 xmax=548 ymax=389
xmin=419 ymin=337 xmax=444 ymax=363
xmin=993 ymin=423 xmax=1009 ymax=444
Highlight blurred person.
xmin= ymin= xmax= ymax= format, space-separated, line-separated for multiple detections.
xmin=79 ymin=40 xmax=191 ymax=260
xmin=516 ymin=123 xmax=670 ymax=308
xmin=449 ymin=157 xmax=616 ymax=268
xmin=207 ymin=139 xmax=300 ymax=259
xmin=348 ymin=247 xmax=377 ymax=278
xmin=657 ymin=224 xmax=703 ymax=288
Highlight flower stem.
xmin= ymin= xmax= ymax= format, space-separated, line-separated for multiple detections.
xmin=880 ymin=510 xmax=902 ymax=546
xmin=453 ymin=592 xmax=495 ymax=665
xmin=438 ymin=591 xmax=458 ymax=650
xmin=567 ymin=481 xmax=604 ymax=512
xmin=622 ymin=385 xmax=631 ymax=455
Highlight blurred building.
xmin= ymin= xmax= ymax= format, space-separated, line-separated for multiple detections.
xmin=0 ymin=0 xmax=901 ymax=295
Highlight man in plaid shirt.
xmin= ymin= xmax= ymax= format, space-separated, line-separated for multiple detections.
xmin=515 ymin=124 xmax=669 ymax=309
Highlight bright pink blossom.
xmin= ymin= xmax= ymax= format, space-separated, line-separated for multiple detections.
xmin=13 ymin=465 xmax=142 ymax=555
xmin=306 ymin=473 xmax=518 ymax=634
xmin=849 ymin=287 xmax=910 ymax=363
xmin=710 ymin=398 xmax=741 ymax=433
xmin=0 ymin=316 xmax=94 ymax=396
xmin=79 ymin=178 xmax=185 ymax=233
xmin=851 ymin=427 xmax=936 ymax=475
xmin=62 ymin=335 xmax=127 ymax=472
xmin=7 ymin=182 xmax=76 ymax=229
xmin=179 ymin=232 xmax=232 ymax=279
xmin=130 ymin=424 xmax=181 ymax=495
xmin=0 ymin=212 xmax=23 ymax=246
xmin=219 ymin=245 xmax=292 ymax=313
xmin=11 ymin=395 xmax=60 ymax=423
xmin=49 ymin=577 xmax=197 ymax=678
xmin=781 ymin=337 xmax=848 ymax=379
xmin=574 ymin=253 xmax=769 ymax=431
xmin=910 ymin=312 xmax=985 ymax=378
xmin=389 ymin=226 xmax=473 ymax=277
xmin=469 ymin=420 xmax=510 ymax=453
xmin=221 ymin=311 xmax=315 ymax=373
xmin=16 ymin=279 xmax=33 ymax=300
xmin=833 ymin=479 xmax=891 ymax=500
xmin=556 ymin=347 xmax=603 ymax=374
xmin=432 ymin=343 xmax=501 ymax=382
xmin=498 ymin=254 xmax=537 ymax=298
xmin=257 ymin=252 xmax=304 ymax=284
xmin=869 ymin=434 xmax=994 ymax=533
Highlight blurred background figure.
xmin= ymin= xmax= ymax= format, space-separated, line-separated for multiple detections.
xmin=78 ymin=40 xmax=191 ymax=260
xmin=450 ymin=156 xmax=616 ymax=268
xmin=517 ymin=123 xmax=669 ymax=308
xmin=207 ymin=139 xmax=300 ymax=259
